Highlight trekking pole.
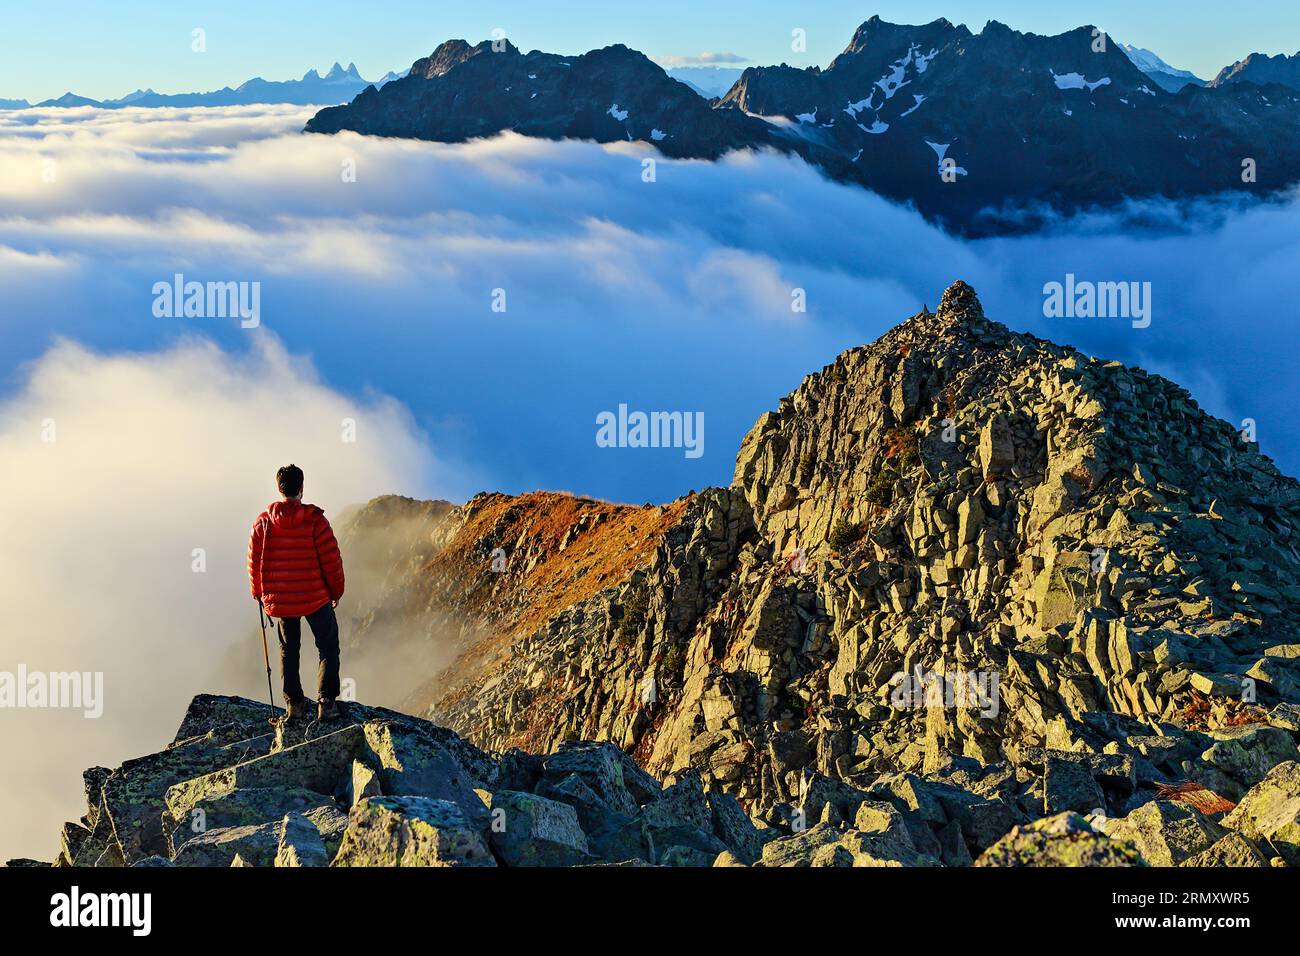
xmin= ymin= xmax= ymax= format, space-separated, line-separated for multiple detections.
xmin=256 ymin=599 xmax=277 ymax=724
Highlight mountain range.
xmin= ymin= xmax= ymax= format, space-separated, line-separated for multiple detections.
xmin=305 ymin=17 xmax=1300 ymax=235
xmin=23 ymin=282 xmax=1300 ymax=868
xmin=1121 ymin=43 xmax=1205 ymax=92
xmin=1 ymin=62 xmax=405 ymax=110
xmin=1212 ymin=50 xmax=1300 ymax=89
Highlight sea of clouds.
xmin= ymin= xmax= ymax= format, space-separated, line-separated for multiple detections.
xmin=1 ymin=103 xmax=1298 ymax=858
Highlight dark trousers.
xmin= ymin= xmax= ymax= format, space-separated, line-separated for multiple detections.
xmin=277 ymin=602 xmax=340 ymax=702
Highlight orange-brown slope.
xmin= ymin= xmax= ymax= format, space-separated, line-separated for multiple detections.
xmin=393 ymin=490 xmax=691 ymax=717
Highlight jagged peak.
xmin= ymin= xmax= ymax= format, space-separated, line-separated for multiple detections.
xmin=410 ymin=38 xmax=520 ymax=79
xmin=842 ymin=14 xmax=966 ymax=57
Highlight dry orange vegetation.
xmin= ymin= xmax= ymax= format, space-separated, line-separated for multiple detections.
xmin=413 ymin=490 xmax=691 ymax=715
xmin=1153 ymin=781 xmax=1237 ymax=816
xmin=1180 ymin=689 xmax=1268 ymax=732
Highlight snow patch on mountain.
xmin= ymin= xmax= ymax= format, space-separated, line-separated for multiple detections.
xmin=1122 ymin=44 xmax=1201 ymax=82
xmin=900 ymin=94 xmax=926 ymax=117
xmin=844 ymin=96 xmax=873 ymax=118
xmin=925 ymin=140 xmax=967 ymax=176
xmin=877 ymin=59 xmax=911 ymax=99
xmin=1052 ymin=71 xmax=1111 ymax=92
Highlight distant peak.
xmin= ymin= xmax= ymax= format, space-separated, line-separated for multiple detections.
xmin=324 ymin=61 xmax=361 ymax=79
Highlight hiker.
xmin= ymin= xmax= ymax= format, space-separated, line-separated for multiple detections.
xmin=247 ymin=464 xmax=346 ymax=722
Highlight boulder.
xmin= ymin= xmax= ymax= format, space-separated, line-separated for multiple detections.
xmin=641 ymin=772 xmax=710 ymax=831
xmin=1183 ymin=832 xmax=1269 ymax=867
xmin=332 ymin=796 xmax=495 ymax=867
xmin=759 ymin=823 xmax=855 ymax=867
xmin=708 ymin=790 xmax=765 ymax=865
xmin=1103 ymin=800 xmax=1224 ymax=866
xmin=173 ymin=822 xmax=280 ymax=867
xmin=976 ymin=813 xmax=1146 ymax=867
xmin=303 ymin=804 xmax=349 ymax=860
xmin=1043 ymin=755 xmax=1106 ymax=815
xmin=103 ymin=735 xmax=270 ymax=862
xmin=1198 ymin=725 xmax=1300 ymax=798
xmin=193 ymin=724 xmax=366 ymax=799
xmin=541 ymin=741 xmax=656 ymax=817
xmin=487 ymin=791 xmax=592 ymax=866
xmin=164 ymin=785 xmax=335 ymax=853
xmin=759 ymin=815 xmax=938 ymax=868
xmin=852 ymin=801 xmax=941 ymax=866
xmin=172 ymin=694 xmax=277 ymax=744
xmin=275 ymin=812 xmax=330 ymax=867
xmin=1222 ymin=760 xmax=1300 ymax=865
xmin=347 ymin=760 xmax=382 ymax=807
xmin=362 ymin=721 xmax=488 ymax=822
xmin=978 ymin=414 xmax=1016 ymax=479
xmin=798 ymin=771 xmax=870 ymax=825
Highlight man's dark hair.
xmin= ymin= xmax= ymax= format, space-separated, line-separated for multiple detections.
xmin=276 ymin=464 xmax=304 ymax=498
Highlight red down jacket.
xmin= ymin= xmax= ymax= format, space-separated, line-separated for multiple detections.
xmin=248 ymin=499 xmax=345 ymax=618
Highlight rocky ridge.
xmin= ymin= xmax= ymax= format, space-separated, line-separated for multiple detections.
xmin=423 ymin=281 xmax=1300 ymax=865
xmin=22 ymin=280 xmax=1300 ymax=867
xmin=424 ymin=283 xmax=1300 ymax=805
xmin=1211 ymin=51 xmax=1300 ymax=91
xmin=27 ymin=689 xmax=1300 ymax=868
xmin=32 ymin=693 xmax=772 ymax=868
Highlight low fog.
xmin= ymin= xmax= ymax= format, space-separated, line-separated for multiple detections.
xmin=0 ymin=337 xmax=436 ymax=859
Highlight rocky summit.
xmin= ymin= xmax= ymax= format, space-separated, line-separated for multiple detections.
xmin=38 ymin=693 xmax=775 ymax=868
xmin=24 ymin=281 xmax=1300 ymax=868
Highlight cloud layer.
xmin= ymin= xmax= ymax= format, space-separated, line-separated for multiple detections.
xmin=6 ymin=106 xmax=1299 ymax=503
xmin=0 ymin=335 xmax=434 ymax=859
xmin=655 ymin=52 xmax=750 ymax=67
xmin=4 ymin=106 xmax=1298 ymax=505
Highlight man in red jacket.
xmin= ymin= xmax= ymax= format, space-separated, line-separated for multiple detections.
xmin=248 ymin=464 xmax=346 ymax=722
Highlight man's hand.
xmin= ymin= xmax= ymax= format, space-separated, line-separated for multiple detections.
xmin=332 ymin=599 xmax=340 ymax=609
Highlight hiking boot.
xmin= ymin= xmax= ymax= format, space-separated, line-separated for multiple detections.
xmin=318 ymin=698 xmax=344 ymax=722
xmin=278 ymin=697 xmax=312 ymax=724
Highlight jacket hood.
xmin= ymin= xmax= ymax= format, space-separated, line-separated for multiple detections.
xmin=266 ymin=499 xmax=321 ymax=529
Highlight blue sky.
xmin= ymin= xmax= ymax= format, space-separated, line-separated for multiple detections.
xmin=3 ymin=1 xmax=1298 ymax=101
